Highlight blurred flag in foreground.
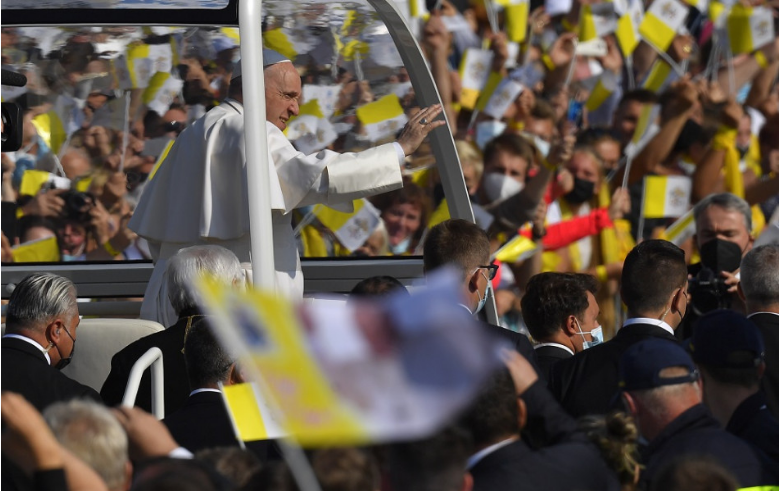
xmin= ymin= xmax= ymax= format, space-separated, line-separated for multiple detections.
xmin=195 ymin=269 xmax=501 ymax=447
xmin=642 ymin=175 xmax=692 ymax=219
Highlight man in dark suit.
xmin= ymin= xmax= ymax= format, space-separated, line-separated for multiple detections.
xmin=1 ymin=273 xmax=102 ymax=491
xmin=422 ymin=219 xmax=538 ymax=369
xmin=738 ymin=244 xmax=779 ymax=418
xmin=521 ymin=272 xmax=601 ymax=382
xmin=101 ymin=245 xmax=244 ymax=416
xmin=549 ymin=239 xmax=688 ymax=417
xmin=1 ymin=273 xmax=100 ymax=411
xmin=463 ymin=362 xmax=619 ymax=490
xmin=619 ymin=339 xmax=768 ymax=489
xmin=161 ymin=319 xmax=269 ymax=461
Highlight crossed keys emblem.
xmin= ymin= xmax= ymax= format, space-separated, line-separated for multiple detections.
xmin=661 ymin=2 xmax=678 ymax=20
xmin=346 ymin=218 xmax=371 ymax=240
xmin=669 ymin=186 xmax=688 ymax=208
xmin=379 ymin=120 xmax=401 ymax=134
xmin=469 ymin=61 xmax=487 ymax=81
xmin=756 ymin=20 xmax=770 ymax=37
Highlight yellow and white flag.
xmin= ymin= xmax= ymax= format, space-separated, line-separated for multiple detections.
xmin=458 ymin=48 xmax=494 ymax=109
xmin=18 ymin=170 xmax=70 ymax=197
xmin=616 ymin=0 xmax=644 ymax=58
xmin=408 ymin=0 xmax=429 ymax=21
xmin=727 ymin=5 xmax=775 ymax=55
xmin=115 ymin=43 xmax=155 ymax=89
xmin=356 ymin=94 xmax=407 ymax=142
xmin=660 ymin=209 xmax=695 ymax=245
xmin=31 ymin=94 xmax=82 ymax=155
xmin=624 ymin=104 xmax=661 ymax=158
xmin=493 ymin=234 xmax=539 ymax=263
xmin=221 ymin=382 xmax=285 ymax=442
xmin=642 ymin=175 xmax=692 ymax=219
xmin=12 ymin=236 xmax=60 ymax=263
xmin=284 ymin=99 xmax=324 ymax=141
xmin=294 ymin=118 xmax=339 ymax=156
xmin=314 ymin=199 xmax=382 ymax=252
xmin=585 ymin=70 xmax=618 ymax=111
xmin=642 ymin=59 xmax=677 ymax=93
xmin=143 ymin=72 xmax=184 ymax=117
xmin=263 ymin=28 xmax=298 ymax=60
xmin=480 ymin=76 xmax=525 ymax=120
xmin=505 ymin=0 xmax=530 ymax=43
xmin=579 ymin=3 xmax=618 ymax=42
xmin=639 ymin=0 xmax=689 ymax=52
xmin=428 ymin=198 xmax=451 ymax=229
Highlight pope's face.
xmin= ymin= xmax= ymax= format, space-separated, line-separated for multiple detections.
xmin=264 ymin=63 xmax=301 ymax=131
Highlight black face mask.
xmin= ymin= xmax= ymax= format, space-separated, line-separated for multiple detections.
xmin=699 ymin=238 xmax=743 ymax=274
xmin=54 ymin=326 xmax=76 ymax=371
xmin=564 ymin=178 xmax=595 ymax=205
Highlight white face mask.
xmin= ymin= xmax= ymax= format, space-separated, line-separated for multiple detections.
xmin=575 ymin=319 xmax=603 ymax=350
xmin=482 ymin=172 xmax=524 ymax=202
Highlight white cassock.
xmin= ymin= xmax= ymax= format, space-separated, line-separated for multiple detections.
xmin=129 ymin=98 xmax=404 ymax=326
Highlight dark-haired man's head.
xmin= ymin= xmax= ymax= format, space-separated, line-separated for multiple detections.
xmin=523 ymin=98 xmax=557 ymax=142
xmin=461 ymin=369 xmax=525 ymax=450
xmin=480 ymin=133 xmax=535 ymax=204
xmin=739 ymin=244 xmax=778 ymax=315
xmin=522 ymin=272 xmax=600 ymax=353
xmin=422 ymin=219 xmax=492 ymax=315
xmin=620 ymin=240 xmax=688 ymax=329
xmin=184 ymin=319 xmax=242 ymax=391
xmin=132 ymin=457 xmax=234 ymax=490
xmin=350 ymin=276 xmax=407 ymax=298
xmin=388 ymin=426 xmax=474 ymax=491
xmin=311 ymin=447 xmax=381 ymax=490
xmin=650 ymin=456 xmax=739 ymax=491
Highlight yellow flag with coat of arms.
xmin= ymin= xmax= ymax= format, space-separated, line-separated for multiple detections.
xmin=727 ymin=5 xmax=775 ymax=55
xmin=313 ymin=199 xmax=382 ymax=252
xmin=458 ymin=48 xmax=494 ymax=109
xmin=638 ymin=0 xmax=689 ymax=52
xmin=615 ymin=0 xmax=644 ymax=58
xmin=642 ymin=175 xmax=692 ymax=219
xmin=356 ymin=94 xmax=407 ymax=142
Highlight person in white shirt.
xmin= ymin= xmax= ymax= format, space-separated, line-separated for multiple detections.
xmin=131 ymin=49 xmax=445 ymax=325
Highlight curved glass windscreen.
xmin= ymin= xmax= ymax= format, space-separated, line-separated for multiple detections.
xmin=3 ymin=0 xmax=229 ymax=9
xmin=1 ymin=4 xmax=440 ymax=265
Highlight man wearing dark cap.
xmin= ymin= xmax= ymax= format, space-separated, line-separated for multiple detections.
xmin=619 ymin=339 xmax=766 ymax=489
xmin=688 ymin=309 xmax=778 ymax=468
xmin=131 ymin=49 xmax=446 ymax=325
xmin=549 ymin=239 xmax=687 ymax=417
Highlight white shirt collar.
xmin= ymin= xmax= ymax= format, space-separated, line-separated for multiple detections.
xmin=622 ymin=317 xmax=675 ymax=335
xmin=466 ymin=438 xmax=517 ymax=470
xmin=189 ymin=388 xmax=222 ymax=397
xmin=533 ymin=342 xmax=575 ymax=356
xmin=747 ymin=312 xmax=779 ymax=318
xmin=3 ymin=334 xmax=51 ymax=365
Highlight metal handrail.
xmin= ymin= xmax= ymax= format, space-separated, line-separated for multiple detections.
xmin=122 ymin=347 xmax=165 ymax=419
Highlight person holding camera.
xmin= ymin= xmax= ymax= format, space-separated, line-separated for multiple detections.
xmin=680 ymin=193 xmax=755 ymax=339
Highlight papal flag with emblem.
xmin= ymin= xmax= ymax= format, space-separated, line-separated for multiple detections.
xmin=356 ymin=94 xmax=407 ymax=142
xmin=727 ymin=5 xmax=775 ymax=55
xmin=660 ymin=209 xmax=695 ymax=245
xmin=638 ymin=0 xmax=689 ymax=52
xmin=314 ymin=199 xmax=382 ymax=252
xmin=616 ymin=0 xmax=644 ymax=58
xmin=221 ymin=382 xmax=286 ymax=442
xmin=480 ymin=76 xmax=525 ymax=120
xmin=624 ymin=104 xmax=660 ymax=158
xmin=578 ymin=2 xmax=617 ymax=42
xmin=585 ymin=70 xmax=618 ymax=111
xmin=458 ymin=48 xmax=494 ymax=109
xmin=642 ymin=175 xmax=692 ymax=219
xmin=143 ymin=72 xmax=184 ymax=117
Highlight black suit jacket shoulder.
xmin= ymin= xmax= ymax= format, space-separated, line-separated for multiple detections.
xmin=548 ymin=323 xmax=677 ymax=417
xmin=534 ymin=345 xmax=573 ymax=383
xmin=749 ymin=312 xmax=778 ymax=418
xmin=485 ymin=323 xmax=541 ymax=374
xmin=470 ymin=439 xmax=619 ymax=490
xmin=101 ymin=317 xmax=196 ymax=415
xmin=1 ymin=337 xmax=101 ymax=411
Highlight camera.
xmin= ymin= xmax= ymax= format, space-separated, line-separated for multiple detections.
xmin=688 ymin=266 xmax=733 ymax=316
xmin=60 ymin=190 xmax=95 ymax=223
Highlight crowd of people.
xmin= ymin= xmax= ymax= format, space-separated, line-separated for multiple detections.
xmin=0 ymin=0 xmax=780 ymax=489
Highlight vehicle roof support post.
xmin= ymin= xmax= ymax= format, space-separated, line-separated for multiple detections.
xmin=239 ymin=0 xmax=277 ymax=291
xmin=366 ymin=0 xmax=499 ymax=325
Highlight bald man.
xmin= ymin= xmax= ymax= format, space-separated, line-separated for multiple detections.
xmin=131 ymin=50 xmax=445 ymax=325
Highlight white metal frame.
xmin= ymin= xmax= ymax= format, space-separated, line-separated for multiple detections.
xmin=121 ymin=347 xmax=165 ymax=419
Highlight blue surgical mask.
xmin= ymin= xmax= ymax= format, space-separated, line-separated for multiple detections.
xmin=575 ymin=320 xmax=602 ymax=350
xmin=476 ymin=120 xmax=507 ymax=150
xmin=390 ymin=237 xmax=411 ymax=255
xmin=474 ymin=270 xmax=490 ymax=314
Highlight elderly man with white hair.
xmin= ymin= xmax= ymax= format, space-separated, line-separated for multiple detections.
xmin=100 ymin=244 xmax=244 ymax=416
xmin=739 ymin=244 xmax=779 ymax=417
xmin=130 ymin=48 xmax=445 ymax=326
xmin=1 ymin=273 xmax=100 ymax=411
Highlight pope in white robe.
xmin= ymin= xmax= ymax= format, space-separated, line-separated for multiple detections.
xmin=129 ymin=49 xmax=445 ymax=326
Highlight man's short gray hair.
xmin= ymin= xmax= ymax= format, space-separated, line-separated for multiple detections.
xmin=693 ymin=193 xmax=752 ymax=233
xmin=5 ymin=273 xmax=77 ymax=332
xmin=44 ymin=400 xmax=129 ymax=490
xmin=740 ymin=244 xmax=779 ymax=306
xmin=166 ymin=245 xmax=244 ymax=316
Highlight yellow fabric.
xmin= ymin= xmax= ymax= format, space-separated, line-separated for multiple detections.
xmin=19 ymin=170 xmax=55 ymax=197
xmin=475 ymin=71 xmax=505 ymax=112
xmin=745 ymin=135 xmax=762 ymax=177
xmin=754 ymin=50 xmax=769 ymax=69
xmin=598 ymin=183 xmax=620 ymax=264
xmin=12 ymin=236 xmax=60 ymax=263
xmin=127 ymin=44 xmax=151 ymax=89
xmin=356 ymin=94 xmax=404 ymax=125
xmin=146 ymin=140 xmax=175 ymax=183
xmin=31 ymin=111 xmax=66 ymax=156
xmin=578 ymin=5 xmax=599 ymax=42
xmin=143 ymin=72 xmax=170 ymax=105
xmin=643 ymin=60 xmax=673 ymax=92
xmin=713 ymin=127 xmax=744 ymax=199
xmin=751 ymin=205 xmax=766 ymax=239
xmin=639 ymin=11 xmax=677 ymax=51
xmin=222 ymin=383 xmax=268 ymax=441
xmin=617 ymin=13 xmax=640 ymax=58
xmin=263 ymin=29 xmax=297 ymax=60
xmin=506 ymin=1 xmax=530 ymax=43
xmin=585 ymin=76 xmax=614 ymax=111
xmin=495 ymin=235 xmax=538 ymax=263
xmin=428 ymin=198 xmax=451 ymax=229
xmin=301 ymin=224 xmax=329 ymax=257
xmin=727 ymin=4 xmax=755 ymax=54
xmin=708 ymin=1 xmax=725 ymax=22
